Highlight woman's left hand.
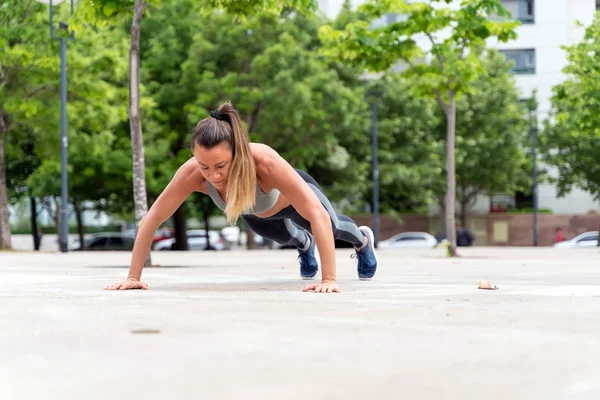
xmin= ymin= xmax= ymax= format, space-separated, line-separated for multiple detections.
xmin=303 ymin=281 xmax=340 ymax=293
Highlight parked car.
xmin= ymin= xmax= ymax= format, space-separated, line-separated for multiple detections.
xmin=553 ymin=231 xmax=598 ymax=248
xmin=69 ymin=233 xmax=135 ymax=251
xmin=124 ymin=228 xmax=175 ymax=243
xmin=221 ymin=226 xmax=241 ymax=244
xmin=153 ymin=229 xmax=229 ymax=251
xmin=377 ymin=232 xmax=439 ymax=249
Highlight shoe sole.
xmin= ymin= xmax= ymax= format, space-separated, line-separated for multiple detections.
xmin=358 ymin=226 xmax=379 ymax=281
xmin=300 ymin=235 xmax=320 ymax=280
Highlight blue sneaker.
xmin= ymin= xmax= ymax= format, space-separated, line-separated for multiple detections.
xmin=352 ymin=226 xmax=379 ymax=280
xmin=297 ymin=232 xmax=320 ymax=280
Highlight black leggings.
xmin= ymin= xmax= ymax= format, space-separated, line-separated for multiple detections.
xmin=241 ymin=169 xmax=365 ymax=249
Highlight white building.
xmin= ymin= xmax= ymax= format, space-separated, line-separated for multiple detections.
xmin=319 ymin=0 xmax=600 ymax=215
xmin=489 ymin=0 xmax=600 ymax=215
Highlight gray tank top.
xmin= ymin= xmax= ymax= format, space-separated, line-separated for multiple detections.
xmin=206 ymin=181 xmax=280 ymax=215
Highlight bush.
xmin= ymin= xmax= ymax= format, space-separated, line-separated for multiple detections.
xmin=507 ymin=208 xmax=553 ymax=214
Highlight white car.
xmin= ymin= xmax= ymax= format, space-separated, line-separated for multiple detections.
xmin=221 ymin=226 xmax=241 ymax=244
xmin=377 ymin=232 xmax=439 ymax=249
xmin=553 ymin=231 xmax=598 ymax=248
xmin=154 ymin=230 xmax=228 ymax=251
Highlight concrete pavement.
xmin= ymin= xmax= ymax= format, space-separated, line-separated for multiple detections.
xmin=1 ymin=247 xmax=600 ymax=400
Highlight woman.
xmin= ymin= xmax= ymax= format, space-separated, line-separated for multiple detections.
xmin=105 ymin=102 xmax=378 ymax=293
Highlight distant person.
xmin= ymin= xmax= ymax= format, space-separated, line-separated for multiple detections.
xmin=105 ymin=102 xmax=377 ymax=293
xmin=555 ymin=227 xmax=564 ymax=243
xmin=456 ymin=224 xmax=475 ymax=247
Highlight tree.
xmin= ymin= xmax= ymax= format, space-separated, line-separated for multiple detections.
xmin=180 ymin=10 xmax=371 ymax=213
xmin=6 ymin=129 xmax=42 ymax=249
xmin=16 ymin=18 xmax=131 ymax=248
xmin=319 ymin=0 xmax=518 ymax=256
xmin=540 ymin=15 xmax=600 ymax=242
xmin=1 ymin=2 xmax=61 ymax=249
xmin=443 ymin=50 xmax=530 ymax=226
xmin=374 ymin=73 xmax=443 ymax=214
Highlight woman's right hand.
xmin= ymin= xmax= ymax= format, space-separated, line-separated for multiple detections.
xmin=104 ymin=277 xmax=148 ymax=290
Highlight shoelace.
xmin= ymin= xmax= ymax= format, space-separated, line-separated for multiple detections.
xmin=297 ymin=248 xmax=312 ymax=263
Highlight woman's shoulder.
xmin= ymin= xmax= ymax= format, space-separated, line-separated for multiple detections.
xmin=177 ymin=157 xmax=206 ymax=192
xmin=250 ymin=142 xmax=281 ymax=180
xmin=250 ymin=142 xmax=279 ymax=166
xmin=250 ymin=142 xmax=276 ymax=157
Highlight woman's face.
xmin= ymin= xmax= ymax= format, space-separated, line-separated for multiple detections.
xmin=193 ymin=142 xmax=233 ymax=190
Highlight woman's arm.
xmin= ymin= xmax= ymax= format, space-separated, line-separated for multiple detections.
xmin=259 ymin=148 xmax=339 ymax=293
xmin=105 ymin=159 xmax=204 ymax=290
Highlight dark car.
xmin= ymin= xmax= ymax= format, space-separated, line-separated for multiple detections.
xmin=69 ymin=233 xmax=135 ymax=251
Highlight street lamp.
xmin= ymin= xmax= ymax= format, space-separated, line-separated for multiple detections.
xmin=35 ymin=0 xmax=74 ymax=253
xmin=360 ymin=72 xmax=384 ymax=246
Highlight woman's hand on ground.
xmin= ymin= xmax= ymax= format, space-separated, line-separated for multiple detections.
xmin=303 ymin=281 xmax=340 ymax=293
xmin=104 ymin=277 xmax=148 ymax=290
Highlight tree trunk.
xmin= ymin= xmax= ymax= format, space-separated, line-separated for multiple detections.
xmin=0 ymin=113 xmax=12 ymax=250
xmin=172 ymin=206 xmax=188 ymax=250
xmin=445 ymin=92 xmax=458 ymax=257
xmin=30 ymin=196 xmax=41 ymax=251
xmin=459 ymin=183 xmax=468 ymax=228
xmin=246 ymin=223 xmax=258 ymax=250
xmin=130 ymin=0 xmax=151 ymax=267
xmin=437 ymin=198 xmax=446 ymax=238
xmin=203 ymin=204 xmax=214 ymax=251
xmin=53 ymin=196 xmax=60 ymax=237
xmin=73 ymin=200 xmax=84 ymax=251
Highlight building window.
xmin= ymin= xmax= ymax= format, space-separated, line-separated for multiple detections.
xmin=499 ymin=49 xmax=536 ymax=74
xmin=500 ymin=0 xmax=535 ymax=23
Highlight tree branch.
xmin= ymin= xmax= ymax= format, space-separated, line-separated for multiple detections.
xmin=399 ymin=55 xmax=417 ymax=72
xmin=432 ymin=88 xmax=449 ymax=114
xmin=426 ymin=32 xmax=445 ymax=73
xmin=0 ymin=105 xmax=10 ymax=136
xmin=19 ymin=0 xmax=34 ymax=24
xmin=458 ymin=37 xmax=468 ymax=60
xmin=26 ymin=84 xmax=53 ymax=99
xmin=0 ymin=62 xmax=6 ymax=85
xmin=444 ymin=38 xmax=469 ymax=88
xmin=246 ymin=101 xmax=263 ymax=134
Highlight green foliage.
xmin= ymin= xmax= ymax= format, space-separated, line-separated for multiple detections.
xmin=172 ymin=9 xmax=370 ymax=210
xmin=451 ymin=50 xmax=531 ymax=208
xmin=71 ymin=0 xmax=139 ymax=30
xmin=373 ymin=50 xmax=529 ymax=215
xmin=540 ymin=14 xmax=600 ymax=200
xmin=375 ymin=73 xmax=443 ymax=212
xmin=1 ymin=2 xmax=63 ymax=245
xmin=24 ymin=23 xmax=132 ymax=219
xmin=71 ymin=0 xmax=318 ymax=30
xmin=2 ymin=2 xmax=133 ymax=223
xmin=199 ymin=0 xmax=318 ymax=16
xmin=506 ymin=207 xmax=552 ymax=214
xmin=319 ymin=0 xmax=519 ymax=104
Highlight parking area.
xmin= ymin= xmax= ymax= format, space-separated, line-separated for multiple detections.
xmin=1 ymin=247 xmax=600 ymax=400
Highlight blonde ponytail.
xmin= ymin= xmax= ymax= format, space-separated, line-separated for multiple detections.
xmin=191 ymin=102 xmax=256 ymax=225
xmin=219 ymin=103 xmax=256 ymax=224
